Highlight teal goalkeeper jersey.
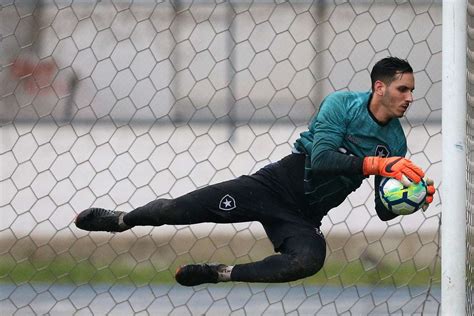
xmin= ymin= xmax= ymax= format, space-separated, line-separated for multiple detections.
xmin=294 ymin=90 xmax=407 ymax=223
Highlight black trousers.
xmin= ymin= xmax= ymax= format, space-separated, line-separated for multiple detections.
xmin=123 ymin=153 xmax=326 ymax=283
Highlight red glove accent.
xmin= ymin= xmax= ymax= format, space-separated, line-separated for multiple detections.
xmin=363 ymin=156 xmax=425 ymax=184
xmin=422 ymin=178 xmax=436 ymax=211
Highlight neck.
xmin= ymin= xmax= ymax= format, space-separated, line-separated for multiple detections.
xmin=369 ymin=96 xmax=390 ymax=125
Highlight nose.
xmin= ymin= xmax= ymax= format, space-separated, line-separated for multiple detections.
xmin=406 ymin=91 xmax=413 ymax=103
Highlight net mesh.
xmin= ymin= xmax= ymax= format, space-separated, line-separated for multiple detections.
xmin=0 ymin=1 xmax=442 ymax=315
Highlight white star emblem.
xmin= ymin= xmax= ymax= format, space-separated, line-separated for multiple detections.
xmin=375 ymin=145 xmax=389 ymax=157
xmin=223 ymin=199 xmax=232 ymax=208
xmin=219 ymin=194 xmax=236 ymax=211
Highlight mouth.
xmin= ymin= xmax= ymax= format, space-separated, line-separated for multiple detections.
xmin=397 ymin=106 xmax=408 ymax=116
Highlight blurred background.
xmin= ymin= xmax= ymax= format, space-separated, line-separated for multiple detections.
xmin=0 ymin=0 xmax=442 ymax=315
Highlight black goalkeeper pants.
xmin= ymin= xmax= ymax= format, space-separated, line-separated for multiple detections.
xmin=123 ymin=153 xmax=326 ymax=283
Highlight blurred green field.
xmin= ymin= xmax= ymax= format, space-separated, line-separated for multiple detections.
xmin=0 ymin=257 xmax=440 ymax=288
xmin=0 ymin=227 xmax=443 ymax=316
xmin=0 ymin=231 xmax=441 ymax=288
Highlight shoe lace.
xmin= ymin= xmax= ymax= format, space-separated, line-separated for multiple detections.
xmin=92 ymin=208 xmax=116 ymax=217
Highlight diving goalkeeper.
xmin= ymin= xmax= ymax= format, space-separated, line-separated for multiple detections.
xmin=75 ymin=57 xmax=436 ymax=286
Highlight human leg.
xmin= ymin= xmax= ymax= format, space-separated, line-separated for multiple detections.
xmin=75 ymin=176 xmax=270 ymax=232
xmin=175 ymin=224 xmax=326 ymax=285
xmin=230 ymin=231 xmax=326 ymax=283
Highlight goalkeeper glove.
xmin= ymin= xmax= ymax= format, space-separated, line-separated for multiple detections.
xmin=363 ymin=156 xmax=424 ymax=186
xmin=422 ymin=178 xmax=436 ymax=211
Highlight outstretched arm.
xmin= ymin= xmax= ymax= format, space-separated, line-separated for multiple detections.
xmin=310 ymin=149 xmax=364 ymax=175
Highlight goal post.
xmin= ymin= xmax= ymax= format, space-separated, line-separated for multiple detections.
xmin=442 ymin=0 xmax=467 ymax=315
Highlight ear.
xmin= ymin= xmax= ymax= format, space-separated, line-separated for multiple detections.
xmin=373 ymin=80 xmax=386 ymax=96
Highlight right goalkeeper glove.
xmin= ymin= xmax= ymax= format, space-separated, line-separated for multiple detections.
xmin=422 ymin=178 xmax=436 ymax=211
xmin=363 ymin=156 xmax=424 ymax=186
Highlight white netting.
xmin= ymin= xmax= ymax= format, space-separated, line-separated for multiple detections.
xmin=0 ymin=1 xmax=442 ymax=315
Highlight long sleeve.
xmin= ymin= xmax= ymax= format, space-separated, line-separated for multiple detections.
xmin=307 ymin=93 xmax=364 ymax=176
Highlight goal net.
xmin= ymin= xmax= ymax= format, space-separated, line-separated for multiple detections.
xmin=1 ymin=1 xmax=443 ymax=314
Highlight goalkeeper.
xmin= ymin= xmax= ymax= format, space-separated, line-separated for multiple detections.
xmin=75 ymin=57 xmax=436 ymax=286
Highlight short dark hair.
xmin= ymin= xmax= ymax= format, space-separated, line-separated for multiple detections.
xmin=370 ymin=57 xmax=413 ymax=91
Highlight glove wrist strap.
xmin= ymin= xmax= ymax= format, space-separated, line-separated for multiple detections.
xmin=363 ymin=157 xmax=379 ymax=176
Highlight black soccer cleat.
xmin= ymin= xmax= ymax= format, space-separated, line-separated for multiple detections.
xmin=175 ymin=263 xmax=229 ymax=286
xmin=75 ymin=208 xmax=132 ymax=232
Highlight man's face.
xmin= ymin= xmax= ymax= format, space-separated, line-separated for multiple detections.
xmin=380 ymin=72 xmax=415 ymax=118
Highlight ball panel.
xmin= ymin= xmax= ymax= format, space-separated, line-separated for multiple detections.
xmin=379 ymin=177 xmax=427 ymax=215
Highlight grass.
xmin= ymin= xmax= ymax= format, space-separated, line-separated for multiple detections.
xmin=0 ymin=256 xmax=176 ymax=286
xmin=307 ymin=259 xmax=440 ymax=288
xmin=0 ymin=256 xmax=440 ymax=288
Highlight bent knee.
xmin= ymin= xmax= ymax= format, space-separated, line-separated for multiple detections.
xmin=283 ymin=235 xmax=326 ymax=279
xmin=290 ymin=249 xmax=325 ymax=278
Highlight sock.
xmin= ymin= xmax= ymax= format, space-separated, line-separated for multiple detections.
xmin=217 ymin=265 xmax=234 ymax=282
xmin=118 ymin=212 xmax=132 ymax=229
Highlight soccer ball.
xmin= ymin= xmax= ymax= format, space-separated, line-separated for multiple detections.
xmin=379 ymin=177 xmax=427 ymax=215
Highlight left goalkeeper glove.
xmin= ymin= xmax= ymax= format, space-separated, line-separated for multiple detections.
xmin=363 ymin=156 xmax=424 ymax=186
xmin=422 ymin=178 xmax=436 ymax=211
